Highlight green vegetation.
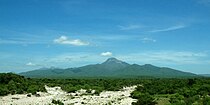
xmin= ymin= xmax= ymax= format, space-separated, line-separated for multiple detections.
xmin=131 ymin=78 xmax=210 ymax=105
xmin=0 ymin=73 xmax=143 ymax=96
xmin=51 ymin=99 xmax=64 ymax=105
xmin=42 ymin=78 xmax=143 ymax=94
xmin=0 ymin=73 xmax=46 ymax=96
xmin=1 ymin=73 xmax=210 ymax=105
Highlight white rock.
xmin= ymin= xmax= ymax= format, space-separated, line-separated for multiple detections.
xmin=0 ymin=85 xmax=138 ymax=105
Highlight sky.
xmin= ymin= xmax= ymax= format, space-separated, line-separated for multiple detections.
xmin=0 ymin=0 xmax=210 ymax=74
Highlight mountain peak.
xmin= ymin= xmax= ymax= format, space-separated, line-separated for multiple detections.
xmin=103 ymin=57 xmax=124 ymax=64
xmin=143 ymin=64 xmax=155 ymax=67
xmin=100 ymin=57 xmax=130 ymax=70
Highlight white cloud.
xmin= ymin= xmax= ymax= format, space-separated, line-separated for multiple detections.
xmin=118 ymin=25 xmax=143 ymax=30
xmin=54 ymin=36 xmax=89 ymax=46
xmin=150 ymin=24 xmax=186 ymax=33
xmin=117 ymin=51 xmax=207 ymax=65
xmin=26 ymin=62 xmax=36 ymax=66
xmin=141 ymin=38 xmax=156 ymax=43
xmin=101 ymin=52 xmax=113 ymax=57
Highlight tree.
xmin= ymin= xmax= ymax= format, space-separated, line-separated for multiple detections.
xmin=203 ymin=96 xmax=210 ymax=105
xmin=132 ymin=92 xmax=157 ymax=105
xmin=0 ymin=85 xmax=9 ymax=96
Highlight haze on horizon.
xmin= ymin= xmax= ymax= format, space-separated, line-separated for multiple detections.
xmin=0 ymin=0 xmax=210 ymax=74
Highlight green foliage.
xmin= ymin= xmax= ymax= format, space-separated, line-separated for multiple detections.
xmin=51 ymin=99 xmax=64 ymax=105
xmin=169 ymin=93 xmax=185 ymax=105
xmin=61 ymin=84 xmax=78 ymax=93
xmin=131 ymin=78 xmax=210 ymax=105
xmin=27 ymin=85 xmax=39 ymax=95
xmin=131 ymin=92 xmax=157 ymax=105
xmin=202 ymin=96 xmax=210 ymax=105
xmin=0 ymin=73 xmax=46 ymax=96
xmin=1 ymin=73 xmax=210 ymax=105
xmin=0 ymin=85 xmax=9 ymax=96
xmin=0 ymin=73 xmax=25 ymax=84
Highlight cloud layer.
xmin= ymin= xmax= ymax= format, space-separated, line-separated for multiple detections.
xmin=150 ymin=24 xmax=186 ymax=33
xmin=141 ymin=38 xmax=156 ymax=43
xmin=54 ymin=36 xmax=89 ymax=46
xmin=26 ymin=62 xmax=36 ymax=66
xmin=101 ymin=52 xmax=113 ymax=56
xmin=118 ymin=25 xmax=143 ymax=30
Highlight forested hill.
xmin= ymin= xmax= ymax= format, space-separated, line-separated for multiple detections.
xmin=19 ymin=58 xmax=198 ymax=78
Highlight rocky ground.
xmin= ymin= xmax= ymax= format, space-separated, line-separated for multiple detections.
xmin=0 ymin=85 xmax=137 ymax=105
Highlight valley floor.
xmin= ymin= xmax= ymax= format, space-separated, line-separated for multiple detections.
xmin=0 ymin=85 xmax=137 ymax=105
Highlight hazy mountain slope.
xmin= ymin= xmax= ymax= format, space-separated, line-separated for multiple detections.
xmin=70 ymin=58 xmax=130 ymax=76
xmin=19 ymin=68 xmax=74 ymax=78
xmin=115 ymin=64 xmax=197 ymax=77
xmin=199 ymin=74 xmax=210 ymax=77
xmin=20 ymin=58 xmax=198 ymax=78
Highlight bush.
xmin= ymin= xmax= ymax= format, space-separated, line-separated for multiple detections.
xmin=132 ymin=92 xmax=157 ymax=105
xmin=52 ymin=99 xmax=64 ymax=105
xmin=0 ymin=85 xmax=9 ymax=96
xmin=203 ymin=96 xmax=210 ymax=105
xmin=62 ymin=85 xmax=78 ymax=93
xmin=168 ymin=93 xmax=187 ymax=105
xmin=27 ymin=85 xmax=39 ymax=95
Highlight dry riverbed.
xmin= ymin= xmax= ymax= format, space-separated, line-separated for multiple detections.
xmin=0 ymin=85 xmax=137 ymax=105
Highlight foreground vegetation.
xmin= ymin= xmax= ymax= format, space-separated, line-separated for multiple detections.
xmin=0 ymin=73 xmax=46 ymax=95
xmin=0 ymin=73 xmax=210 ymax=105
xmin=131 ymin=78 xmax=210 ymax=105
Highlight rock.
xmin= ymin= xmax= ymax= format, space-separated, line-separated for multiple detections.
xmin=0 ymin=85 xmax=137 ymax=105
xmin=12 ymin=97 xmax=19 ymax=100
xmin=27 ymin=94 xmax=31 ymax=97
xmin=35 ymin=93 xmax=41 ymax=97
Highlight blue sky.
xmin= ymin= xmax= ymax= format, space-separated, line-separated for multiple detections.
xmin=0 ymin=0 xmax=210 ymax=74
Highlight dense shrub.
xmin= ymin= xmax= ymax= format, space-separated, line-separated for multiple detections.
xmin=52 ymin=99 xmax=64 ymax=105
xmin=131 ymin=92 xmax=157 ymax=105
xmin=131 ymin=78 xmax=210 ymax=105
xmin=0 ymin=73 xmax=46 ymax=96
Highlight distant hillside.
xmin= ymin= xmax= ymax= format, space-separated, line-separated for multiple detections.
xmin=20 ymin=58 xmax=198 ymax=78
xmin=199 ymin=74 xmax=210 ymax=77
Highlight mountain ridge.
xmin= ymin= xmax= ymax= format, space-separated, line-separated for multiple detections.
xmin=19 ymin=57 xmax=199 ymax=78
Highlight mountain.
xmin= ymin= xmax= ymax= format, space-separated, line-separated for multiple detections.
xmin=19 ymin=57 xmax=198 ymax=78
xmin=199 ymin=74 xmax=210 ymax=77
xmin=102 ymin=57 xmax=130 ymax=68
xmin=115 ymin=64 xmax=197 ymax=78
